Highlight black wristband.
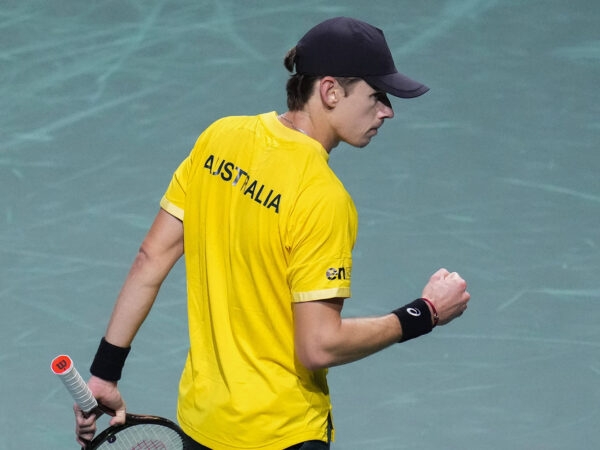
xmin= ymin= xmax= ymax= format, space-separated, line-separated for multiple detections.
xmin=90 ymin=337 xmax=131 ymax=381
xmin=392 ymin=299 xmax=433 ymax=342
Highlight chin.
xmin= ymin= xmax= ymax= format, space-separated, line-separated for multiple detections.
xmin=345 ymin=135 xmax=373 ymax=149
xmin=356 ymin=137 xmax=372 ymax=148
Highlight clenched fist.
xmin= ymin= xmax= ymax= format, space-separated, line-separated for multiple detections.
xmin=421 ymin=268 xmax=470 ymax=326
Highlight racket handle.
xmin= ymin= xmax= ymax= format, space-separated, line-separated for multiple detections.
xmin=51 ymin=355 xmax=98 ymax=413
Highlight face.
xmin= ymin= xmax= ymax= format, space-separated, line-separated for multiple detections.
xmin=331 ymin=79 xmax=395 ymax=148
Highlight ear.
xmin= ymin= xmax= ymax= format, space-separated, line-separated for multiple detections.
xmin=318 ymin=77 xmax=339 ymax=108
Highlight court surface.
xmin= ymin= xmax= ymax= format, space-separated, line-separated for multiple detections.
xmin=1 ymin=1 xmax=599 ymax=448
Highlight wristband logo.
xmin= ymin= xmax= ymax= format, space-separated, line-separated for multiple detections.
xmin=406 ymin=307 xmax=422 ymax=317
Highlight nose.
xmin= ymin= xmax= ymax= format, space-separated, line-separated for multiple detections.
xmin=378 ymin=102 xmax=394 ymax=120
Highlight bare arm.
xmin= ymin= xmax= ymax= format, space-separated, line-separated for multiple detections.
xmin=293 ymin=268 xmax=470 ymax=370
xmin=104 ymin=208 xmax=184 ymax=347
xmin=293 ymin=299 xmax=400 ymax=370
xmin=75 ymin=209 xmax=183 ymax=445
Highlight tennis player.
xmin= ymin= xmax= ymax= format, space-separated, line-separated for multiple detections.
xmin=75 ymin=17 xmax=470 ymax=449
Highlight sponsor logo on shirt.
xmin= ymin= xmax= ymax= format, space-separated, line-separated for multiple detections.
xmin=204 ymin=154 xmax=281 ymax=214
xmin=326 ymin=266 xmax=351 ymax=281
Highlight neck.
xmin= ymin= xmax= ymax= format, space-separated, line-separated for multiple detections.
xmin=278 ymin=110 xmax=338 ymax=153
xmin=278 ymin=113 xmax=308 ymax=136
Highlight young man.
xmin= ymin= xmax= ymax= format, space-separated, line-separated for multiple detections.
xmin=75 ymin=17 xmax=470 ymax=449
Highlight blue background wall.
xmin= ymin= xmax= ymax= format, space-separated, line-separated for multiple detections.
xmin=1 ymin=1 xmax=598 ymax=448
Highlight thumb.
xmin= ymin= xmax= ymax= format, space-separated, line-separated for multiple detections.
xmin=109 ymin=406 xmax=127 ymax=426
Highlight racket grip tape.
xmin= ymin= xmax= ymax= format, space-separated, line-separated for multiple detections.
xmin=51 ymin=354 xmax=98 ymax=413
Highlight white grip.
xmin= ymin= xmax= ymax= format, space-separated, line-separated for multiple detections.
xmin=51 ymin=355 xmax=98 ymax=413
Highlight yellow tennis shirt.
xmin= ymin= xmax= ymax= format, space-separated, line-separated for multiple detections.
xmin=160 ymin=112 xmax=357 ymax=449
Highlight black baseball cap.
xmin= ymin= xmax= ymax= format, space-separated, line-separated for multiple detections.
xmin=295 ymin=17 xmax=429 ymax=99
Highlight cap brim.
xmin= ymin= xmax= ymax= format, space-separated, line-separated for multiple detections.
xmin=364 ymin=72 xmax=429 ymax=98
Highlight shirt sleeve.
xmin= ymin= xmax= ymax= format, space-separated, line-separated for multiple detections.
xmin=160 ymin=154 xmax=191 ymax=221
xmin=286 ymin=182 xmax=357 ymax=302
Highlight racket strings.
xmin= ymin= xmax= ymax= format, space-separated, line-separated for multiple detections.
xmin=94 ymin=423 xmax=184 ymax=450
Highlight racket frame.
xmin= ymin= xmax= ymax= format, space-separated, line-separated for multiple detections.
xmin=87 ymin=413 xmax=187 ymax=450
xmin=51 ymin=354 xmax=190 ymax=450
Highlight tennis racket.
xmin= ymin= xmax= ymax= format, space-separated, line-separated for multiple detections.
xmin=51 ymin=354 xmax=193 ymax=450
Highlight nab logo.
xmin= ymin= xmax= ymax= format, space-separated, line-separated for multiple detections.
xmin=326 ymin=267 xmax=351 ymax=281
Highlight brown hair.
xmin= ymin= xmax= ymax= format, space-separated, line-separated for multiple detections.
xmin=284 ymin=47 xmax=361 ymax=111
